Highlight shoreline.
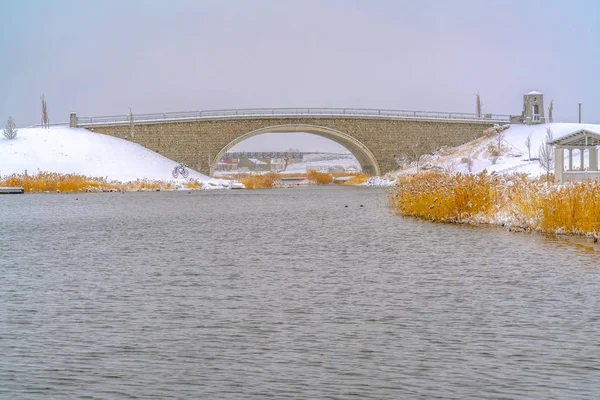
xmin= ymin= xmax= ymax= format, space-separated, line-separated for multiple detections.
xmin=390 ymin=171 xmax=600 ymax=250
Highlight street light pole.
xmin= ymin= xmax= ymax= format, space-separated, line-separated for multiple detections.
xmin=579 ymin=103 xmax=582 ymax=123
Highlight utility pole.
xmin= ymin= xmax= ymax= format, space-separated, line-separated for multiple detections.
xmin=579 ymin=103 xmax=582 ymax=123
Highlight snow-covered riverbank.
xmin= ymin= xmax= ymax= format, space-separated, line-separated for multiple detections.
xmin=387 ymin=122 xmax=600 ymax=179
xmin=4 ymin=123 xmax=600 ymax=190
xmin=0 ymin=127 xmax=231 ymax=188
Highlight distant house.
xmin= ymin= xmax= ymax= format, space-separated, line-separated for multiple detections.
xmin=216 ymin=157 xmax=239 ymax=171
xmin=307 ymin=166 xmax=329 ymax=173
xmin=270 ymin=158 xmax=287 ymax=172
xmin=238 ymin=158 xmax=270 ymax=172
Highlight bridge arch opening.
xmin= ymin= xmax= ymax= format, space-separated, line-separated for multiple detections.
xmin=211 ymin=124 xmax=380 ymax=176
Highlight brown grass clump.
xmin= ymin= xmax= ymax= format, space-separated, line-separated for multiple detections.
xmin=307 ymin=170 xmax=333 ymax=185
xmin=343 ymin=173 xmax=370 ymax=185
xmin=0 ymin=172 xmax=184 ymax=193
xmin=186 ymin=179 xmax=203 ymax=190
xmin=390 ymin=171 xmax=600 ymax=238
xmin=1 ymin=172 xmax=122 ymax=192
xmin=390 ymin=171 xmax=502 ymax=223
xmin=526 ymin=180 xmax=600 ymax=235
xmin=239 ymin=173 xmax=280 ymax=189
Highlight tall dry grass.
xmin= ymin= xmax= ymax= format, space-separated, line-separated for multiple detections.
xmin=238 ymin=173 xmax=280 ymax=189
xmin=0 ymin=171 xmax=200 ymax=192
xmin=390 ymin=171 xmax=600 ymax=237
xmin=390 ymin=171 xmax=502 ymax=223
xmin=527 ymin=180 xmax=600 ymax=235
xmin=307 ymin=170 xmax=333 ymax=185
xmin=1 ymin=172 xmax=121 ymax=192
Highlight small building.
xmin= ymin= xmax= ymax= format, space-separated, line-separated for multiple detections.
xmin=523 ymin=91 xmax=545 ymax=125
xmin=510 ymin=91 xmax=546 ymax=124
xmin=238 ymin=158 xmax=270 ymax=172
xmin=216 ymin=157 xmax=239 ymax=171
xmin=550 ymin=129 xmax=600 ymax=182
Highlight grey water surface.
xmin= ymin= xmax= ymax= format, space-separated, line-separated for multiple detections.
xmin=1 ymin=186 xmax=599 ymax=399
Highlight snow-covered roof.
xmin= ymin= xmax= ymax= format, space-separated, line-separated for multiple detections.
xmin=526 ymin=91 xmax=543 ymax=95
xmin=550 ymin=128 xmax=600 ymax=147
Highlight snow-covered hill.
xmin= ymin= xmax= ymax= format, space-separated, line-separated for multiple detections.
xmin=0 ymin=127 xmax=220 ymax=184
xmin=388 ymin=122 xmax=600 ymax=178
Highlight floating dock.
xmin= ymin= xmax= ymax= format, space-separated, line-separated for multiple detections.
xmin=280 ymin=177 xmax=307 ymax=184
xmin=0 ymin=187 xmax=25 ymax=194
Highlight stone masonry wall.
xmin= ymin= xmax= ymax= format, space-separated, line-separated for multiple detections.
xmin=81 ymin=117 xmax=497 ymax=176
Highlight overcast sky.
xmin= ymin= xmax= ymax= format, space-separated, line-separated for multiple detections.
xmin=1 ymin=0 xmax=599 ymax=151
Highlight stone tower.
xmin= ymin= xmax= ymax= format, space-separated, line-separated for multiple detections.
xmin=522 ymin=91 xmax=545 ymax=125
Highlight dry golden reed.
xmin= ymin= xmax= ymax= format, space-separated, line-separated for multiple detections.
xmin=0 ymin=172 xmax=121 ymax=192
xmin=0 ymin=171 xmax=200 ymax=193
xmin=307 ymin=170 xmax=333 ymax=185
xmin=390 ymin=171 xmax=600 ymax=237
xmin=390 ymin=171 xmax=501 ymax=223
xmin=185 ymin=179 xmax=203 ymax=190
xmin=529 ymin=180 xmax=600 ymax=235
xmin=239 ymin=173 xmax=280 ymax=189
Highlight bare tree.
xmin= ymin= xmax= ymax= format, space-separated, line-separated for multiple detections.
xmin=548 ymin=100 xmax=554 ymax=123
xmin=524 ymin=132 xmax=533 ymax=160
xmin=442 ymin=160 xmax=458 ymax=174
xmin=41 ymin=95 xmax=49 ymax=128
xmin=460 ymin=155 xmax=474 ymax=172
xmin=496 ymin=127 xmax=505 ymax=152
xmin=3 ymin=116 xmax=18 ymax=139
xmin=476 ymin=92 xmax=482 ymax=118
xmin=395 ymin=140 xmax=433 ymax=172
xmin=412 ymin=140 xmax=437 ymax=172
xmin=487 ymin=143 xmax=500 ymax=165
xmin=538 ymin=128 xmax=555 ymax=182
xmin=129 ymin=107 xmax=135 ymax=138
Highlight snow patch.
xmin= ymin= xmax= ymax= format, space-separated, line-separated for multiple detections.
xmin=361 ymin=176 xmax=397 ymax=187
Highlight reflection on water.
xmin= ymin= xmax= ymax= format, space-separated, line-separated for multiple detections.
xmin=1 ymin=187 xmax=599 ymax=399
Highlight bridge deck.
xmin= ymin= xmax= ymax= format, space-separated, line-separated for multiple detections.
xmin=74 ymin=107 xmax=511 ymax=127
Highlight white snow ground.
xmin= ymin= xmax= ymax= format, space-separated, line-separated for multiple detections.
xmin=387 ymin=122 xmax=600 ymax=179
xmin=0 ymin=127 xmax=229 ymax=187
xmin=284 ymin=153 xmax=360 ymax=173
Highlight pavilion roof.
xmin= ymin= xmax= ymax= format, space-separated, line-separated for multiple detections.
xmin=550 ymin=129 xmax=600 ymax=147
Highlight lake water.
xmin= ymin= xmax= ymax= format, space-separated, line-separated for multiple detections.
xmin=1 ymin=187 xmax=599 ymax=399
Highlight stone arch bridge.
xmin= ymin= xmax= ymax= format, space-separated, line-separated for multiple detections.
xmin=72 ymin=108 xmax=509 ymax=176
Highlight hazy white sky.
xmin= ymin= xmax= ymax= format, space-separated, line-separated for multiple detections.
xmin=1 ymin=0 xmax=599 ymax=151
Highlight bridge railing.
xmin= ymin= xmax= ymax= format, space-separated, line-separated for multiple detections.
xmin=76 ymin=107 xmax=512 ymax=126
